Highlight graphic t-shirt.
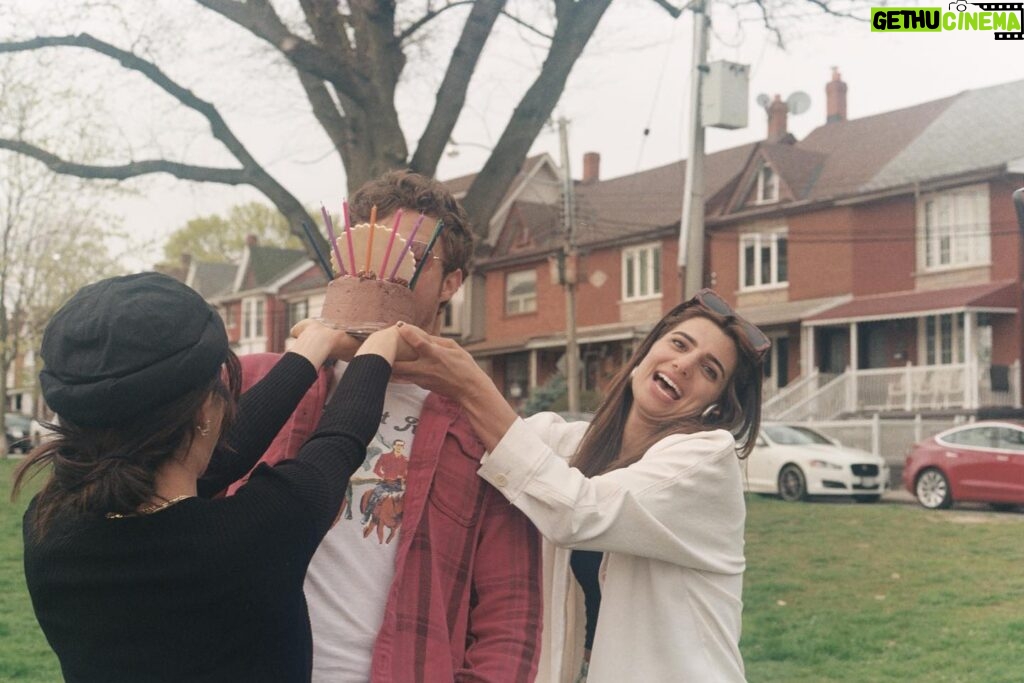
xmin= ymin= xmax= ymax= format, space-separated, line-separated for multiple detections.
xmin=305 ymin=362 xmax=428 ymax=682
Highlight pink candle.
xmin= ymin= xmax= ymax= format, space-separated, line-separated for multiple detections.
xmin=320 ymin=203 xmax=346 ymax=276
xmin=342 ymin=200 xmax=356 ymax=276
xmin=379 ymin=209 xmax=403 ymax=280
xmin=388 ymin=212 xmax=427 ymax=281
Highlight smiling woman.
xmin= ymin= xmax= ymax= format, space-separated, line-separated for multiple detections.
xmin=393 ymin=288 xmax=768 ymax=682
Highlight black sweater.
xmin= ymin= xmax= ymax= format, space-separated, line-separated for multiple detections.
xmin=22 ymin=353 xmax=391 ymax=683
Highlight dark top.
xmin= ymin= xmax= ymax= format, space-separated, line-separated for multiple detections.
xmin=569 ymin=549 xmax=604 ymax=651
xmin=22 ymin=352 xmax=391 ymax=683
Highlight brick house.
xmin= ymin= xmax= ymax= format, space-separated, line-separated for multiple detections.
xmin=468 ymin=72 xmax=1024 ymax=418
xmin=180 ymin=73 xmax=1024 ymax=421
xmin=189 ymin=236 xmax=317 ymax=355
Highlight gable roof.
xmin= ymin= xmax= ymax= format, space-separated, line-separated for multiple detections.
xmin=863 ymin=79 xmax=1024 ymax=192
xmin=572 ymin=143 xmax=758 ymax=247
xmin=186 ymin=261 xmax=237 ymax=299
xmin=233 ymin=244 xmax=309 ymax=294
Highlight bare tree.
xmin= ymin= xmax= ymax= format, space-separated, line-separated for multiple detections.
xmin=0 ymin=70 xmax=124 ymax=452
xmin=0 ymin=0 xmax=691 ymax=256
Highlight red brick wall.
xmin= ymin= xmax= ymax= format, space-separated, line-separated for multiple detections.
xmin=850 ymin=198 xmax=916 ymax=295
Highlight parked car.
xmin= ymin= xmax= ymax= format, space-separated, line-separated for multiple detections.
xmin=903 ymin=421 xmax=1024 ymax=511
xmin=5 ymin=412 xmax=33 ymax=454
xmin=745 ymin=423 xmax=890 ymax=503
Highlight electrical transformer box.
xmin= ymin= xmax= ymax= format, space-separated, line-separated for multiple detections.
xmin=701 ymin=61 xmax=749 ymax=130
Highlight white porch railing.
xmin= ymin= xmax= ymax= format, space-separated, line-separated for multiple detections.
xmin=762 ymin=370 xmax=839 ymax=419
xmin=772 ymin=373 xmax=850 ymax=421
xmin=768 ymin=360 xmax=1021 ymax=422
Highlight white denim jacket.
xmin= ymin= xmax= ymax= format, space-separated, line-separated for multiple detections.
xmin=478 ymin=413 xmax=747 ymax=683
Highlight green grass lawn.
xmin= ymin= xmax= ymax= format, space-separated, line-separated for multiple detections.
xmin=2 ymin=457 xmax=1023 ymax=682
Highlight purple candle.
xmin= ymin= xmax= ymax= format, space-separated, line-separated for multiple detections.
xmin=320 ymin=203 xmax=346 ymax=276
xmin=387 ymin=212 xmax=427 ymax=281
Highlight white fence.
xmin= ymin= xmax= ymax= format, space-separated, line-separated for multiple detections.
xmin=785 ymin=415 xmax=969 ymax=466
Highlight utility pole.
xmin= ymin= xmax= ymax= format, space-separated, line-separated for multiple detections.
xmin=558 ymin=117 xmax=580 ymax=414
xmin=678 ymin=0 xmax=711 ymax=299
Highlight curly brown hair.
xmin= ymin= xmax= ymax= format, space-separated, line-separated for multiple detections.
xmin=349 ymin=170 xmax=474 ymax=277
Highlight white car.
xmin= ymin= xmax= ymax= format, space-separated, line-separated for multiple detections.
xmin=744 ymin=423 xmax=890 ymax=503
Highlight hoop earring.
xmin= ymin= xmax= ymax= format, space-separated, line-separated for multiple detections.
xmin=700 ymin=404 xmax=720 ymax=423
xmin=196 ymin=419 xmax=212 ymax=437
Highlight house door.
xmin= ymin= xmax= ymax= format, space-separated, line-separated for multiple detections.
xmin=819 ymin=329 xmax=849 ymax=374
xmin=859 ymin=325 xmax=888 ymax=369
xmin=764 ymin=335 xmax=790 ymax=395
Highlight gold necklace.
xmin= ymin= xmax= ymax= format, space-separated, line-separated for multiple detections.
xmin=106 ymin=495 xmax=192 ymax=519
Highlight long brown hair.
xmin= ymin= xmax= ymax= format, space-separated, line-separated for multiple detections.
xmin=571 ymin=305 xmax=764 ymax=477
xmin=12 ymin=353 xmax=242 ymax=537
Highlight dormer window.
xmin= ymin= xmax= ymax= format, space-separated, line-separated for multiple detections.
xmin=755 ymin=164 xmax=779 ymax=204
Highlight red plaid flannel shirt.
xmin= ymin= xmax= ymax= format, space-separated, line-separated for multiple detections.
xmin=232 ymin=354 xmax=542 ymax=682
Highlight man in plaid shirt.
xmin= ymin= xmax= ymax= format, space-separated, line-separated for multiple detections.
xmin=231 ymin=171 xmax=542 ymax=682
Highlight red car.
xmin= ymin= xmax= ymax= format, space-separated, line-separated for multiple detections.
xmin=903 ymin=421 xmax=1024 ymax=510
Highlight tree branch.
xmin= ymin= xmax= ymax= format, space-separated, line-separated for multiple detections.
xmin=499 ymin=9 xmax=554 ymax=40
xmin=398 ymin=1 xmax=477 ymax=43
xmin=649 ymin=0 xmax=684 ymax=18
xmin=195 ymin=0 xmax=367 ymax=104
xmin=409 ymin=0 xmax=507 ymax=177
xmin=0 ymin=34 xmax=265 ymax=175
xmin=0 ymin=33 xmax=326 ymax=264
xmin=0 ymin=138 xmax=250 ymax=184
xmin=462 ymin=0 xmax=615 ymax=241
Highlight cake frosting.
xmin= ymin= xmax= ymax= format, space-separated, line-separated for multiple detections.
xmin=320 ymin=274 xmax=416 ymax=331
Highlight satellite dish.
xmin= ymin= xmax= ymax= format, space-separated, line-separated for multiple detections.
xmin=756 ymin=93 xmax=771 ymax=109
xmin=787 ymin=91 xmax=811 ymax=116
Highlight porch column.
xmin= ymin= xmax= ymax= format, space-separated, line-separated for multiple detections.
xmin=963 ymin=311 xmax=976 ymax=410
xmin=529 ymin=349 xmax=539 ymax=394
xmin=802 ymin=325 xmax=815 ymax=379
xmin=849 ymin=322 xmax=859 ymax=412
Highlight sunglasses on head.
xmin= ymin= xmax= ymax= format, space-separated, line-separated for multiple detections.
xmin=409 ymin=240 xmax=442 ymax=272
xmin=680 ymin=288 xmax=771 ymax=359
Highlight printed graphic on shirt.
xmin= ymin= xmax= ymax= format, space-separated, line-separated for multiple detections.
xmin=339 ymin=412 xmax=417 ymax=544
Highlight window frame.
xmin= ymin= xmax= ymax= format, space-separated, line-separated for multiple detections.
xmin=242 ymin=297 xmax=266 ymax=341
xmin=916 ymin=184 xmax=990 ymax=272
xmin=754 ymin=164 xmax=779 ymax=205
xmin=739 ymin=230 xmax=788 ymax=291
xmin=621 ymin=242 xmax=663 ymax=302
xmin=505 ymin=269 xmax=538 ymax=316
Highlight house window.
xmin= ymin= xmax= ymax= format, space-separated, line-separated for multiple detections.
xmin=287 ymin=300 xmax=308 ymax=329
xmin=740 ymin=231 xmax=788 ymax=290
xmin=923 ymin=313 xmax=964 ymax=365
xmin=918 ymin=185 xmax=990 ymax=271
xmin=755 ymin=164 xmax=779 ymax=204
xmin=505 ymin=269 xmax=537 ymax=315
xmin=441 ymin=287 xmax=464 ymax=334
xmin=622 ymin=243 xmax=662 ymax=301
xmin=243 ymin=298 xmax=265 ymax=339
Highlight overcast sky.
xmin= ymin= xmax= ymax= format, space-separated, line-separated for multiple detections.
xmin=5 ymin=1 xmax=1024 ymax=267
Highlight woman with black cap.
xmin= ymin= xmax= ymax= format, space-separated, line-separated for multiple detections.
xmin=13 ymin=272 xmax=406 ymax=683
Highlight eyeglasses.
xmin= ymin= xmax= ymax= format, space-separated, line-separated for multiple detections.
xmin=409 ymin=240 xmax=442 ymax=272
xmin=687 ymin=288 xmax=771 ymax=359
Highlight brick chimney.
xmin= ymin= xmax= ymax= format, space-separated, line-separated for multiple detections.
xmin=245 ymin=234 xmax=259 ymax=247
xmin=767 ymin=95 xmax=788 ymax=142
xmin=826 ymin=67 xmax=847 ymax=123
xmin=582 ymin=152 xmax=600 ymax=184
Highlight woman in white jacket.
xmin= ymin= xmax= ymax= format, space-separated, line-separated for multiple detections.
xmin=397 ymin=289 xmax=769 ymax=683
